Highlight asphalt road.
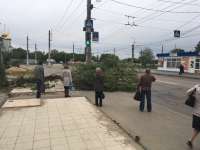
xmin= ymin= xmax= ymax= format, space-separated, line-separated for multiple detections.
xmin=152 ymin=74 xmax=197 ymax=118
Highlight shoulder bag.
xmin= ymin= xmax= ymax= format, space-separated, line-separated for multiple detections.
xmin=39 ymin=83 xmax=45 ymax=93
xmin=185 ymin=89 xmax=196 ymax=107
xmin=134 ymin=90 xmax=141 ymax=101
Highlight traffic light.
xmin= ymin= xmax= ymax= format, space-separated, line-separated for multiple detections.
xmin=85 ymin=32 xmax=91 ymax=46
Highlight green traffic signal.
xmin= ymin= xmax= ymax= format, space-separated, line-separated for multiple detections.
xmin=86 ymin=40 xmax=90 ymax=45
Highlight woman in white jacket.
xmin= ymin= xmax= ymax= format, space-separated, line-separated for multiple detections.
xmin=62 ymin=65 xmax=72 ymax=97
xmin=186 ymin=84 xmax=200 ymax=148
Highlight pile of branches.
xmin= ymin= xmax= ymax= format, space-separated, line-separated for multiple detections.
xmin=9 ymin=75 xmax=62 ymax=88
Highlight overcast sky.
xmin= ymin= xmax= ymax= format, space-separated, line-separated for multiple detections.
xmin=1 ymin=0 xmax=200 ymax=59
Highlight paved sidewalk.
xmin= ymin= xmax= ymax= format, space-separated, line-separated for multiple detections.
xmin=0 ymin=97 xmax=142 ymax=150
xmin=151 ymin=69 xmax=200 ymax=79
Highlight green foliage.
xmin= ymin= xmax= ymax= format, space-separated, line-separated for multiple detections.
xmin=92 ymin=56 xmax=97 ymax=62
xmin=0 ymin=63 xmax=8 ymax=88
xmin=139 ymin=47 xmax=155 ymax=67
xmin=7 ymin=48 xmax=26 ymax=59
xmin=170 ymin=48 xmax=185 ymax=53
xmin=10 ymin=60 xmax=20 ymax=67
xmin=100 ymin=53 xmax=119 ymax=62
xmin=195 ymin=41 xmax=200 ymax=52
xmin=121 ymin=58 xmax=140 ymax=63
xmin=72 ymin=61 xmax=139 ymax=92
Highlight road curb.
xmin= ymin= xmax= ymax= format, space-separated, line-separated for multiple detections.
xmin=151 ymin=72 xmax=200 ymax=79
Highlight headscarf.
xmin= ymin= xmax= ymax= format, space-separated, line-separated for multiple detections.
xmin=96 ymin=67 xmax=101 ymax=73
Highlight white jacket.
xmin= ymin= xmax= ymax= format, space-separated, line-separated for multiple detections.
xmin=62 ymin=69 xmax=72 ymax=86
xmin=187 ymin=84 xmax=200 ymax=117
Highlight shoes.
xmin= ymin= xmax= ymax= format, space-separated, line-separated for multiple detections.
xmin=187 ymin=141 xmax=193 ymax=148
xmin=140 ymin=110 xmax=143 ymax=112
xmin=148 ymin=110 xmax=151 ymax=112
xmin=65 ymin=95 xmax=70 ymax=97
xmin=99 ymin=105 xmax=103 ymax=107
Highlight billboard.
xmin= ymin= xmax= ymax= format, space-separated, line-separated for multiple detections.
xmin=158 ymin=57 xmax=164 ymax=67
xmin=182 ymin=57 xmax=189 ymax=70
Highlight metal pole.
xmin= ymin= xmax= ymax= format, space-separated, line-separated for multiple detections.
xmin=73 ymin=43 xmax=74 ymax=60
xmin=131 ymin=37 xmax=135 ymax=64
xmin=27 ymin=35 xmax=29 ymax=66
xmin=132 ymin=44 xmax=134 ymax=64
xmin=162 ymin=45 xmax=163 ymax=54
xmin=86 ymin=0 xmax=91 ymax=62
xmin=35 ymin=43 xmax=37 ymax=64
xmin=48 ymin=30 xmax=51 ymax=67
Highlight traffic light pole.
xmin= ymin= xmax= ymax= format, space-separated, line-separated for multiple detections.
xmin=86 ymin=0 xmax=91 ymax=62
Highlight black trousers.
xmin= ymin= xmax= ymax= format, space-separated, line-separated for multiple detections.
xmin=36 ymin=79 xmax=42 ymax=98
xmin=95 ymin=91 xmax=103 ymax=106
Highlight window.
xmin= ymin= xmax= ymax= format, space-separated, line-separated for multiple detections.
xmin=195 ymin=58 xmax=200 ymax=69
xmin=167 ymin=58 xmax=181 ymax=68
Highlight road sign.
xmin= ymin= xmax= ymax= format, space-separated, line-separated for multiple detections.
xmin=174 ymin=30 xmax=180 ymax=37
xmin=92 ymin=32 xmax=99 ymax=41
xmin=85 ymin=19 xmax=93 ymax=28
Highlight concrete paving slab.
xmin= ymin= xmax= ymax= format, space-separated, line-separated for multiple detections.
xmin=0 ymin=97 xmax=142 ymax=150
xmin=1 ymin=99 xmax=40 ymax=108
xmin=10 ymin=88 xmax=32 ymax=94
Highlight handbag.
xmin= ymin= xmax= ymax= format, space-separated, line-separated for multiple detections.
xmin=102 ymin=93 xmax=105 ymax=99
xmin=134 ymin=90 xmax=141 ymax=101
xmin=185 ymin=89 xmax=196 ymax=107
xmin=39 ymin=83 xmax=45 ymax=93
xmin=68 ymin=83 xmax=73 ymax=89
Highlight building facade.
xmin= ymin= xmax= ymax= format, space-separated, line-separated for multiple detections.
xmin=1 ymin=26 xmax=12 ymax=52
xmin=157 ymin=52 xmax=200 ymax=74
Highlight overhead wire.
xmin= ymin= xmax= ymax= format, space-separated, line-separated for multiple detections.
xmin=157 ymin=0 xmax=200 ymax=6
xmin=54 ymin=0 xmax=74 ymax=31
xmin=111 ymin=0 xmax=200 ymax=13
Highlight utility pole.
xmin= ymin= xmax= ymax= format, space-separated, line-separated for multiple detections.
xmin=162 ymin=45 xmax=163 ymax=54
xmin=114 ymin=48 xmax=115 ymax=58
xmin=48 ymin=30 xmax=51 ymax=67
xmin=27 ymin=34 xmax=29 ymax=66
xmin=35 ymin=43 xmax=37 ymax=64
xmin=132 ymin=44 xmax=134 ymax=64
xmin=71 ymin=41 xmax=76 ymax=60
xmin=114 ymin=47 xmax=115 ymax=60
xmin=86 ymin=0 xmax=92 ymax=62
xmin=131 ymin=37 xmax=135 ymax=64
xmin=175 ymin=44 xmax=176 ymax=49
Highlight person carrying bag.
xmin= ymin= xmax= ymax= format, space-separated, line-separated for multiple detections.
xmin=186 ymin=84 xmax=200 ymax=148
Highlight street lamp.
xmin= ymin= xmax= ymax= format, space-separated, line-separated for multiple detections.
xmin=71 ymin=41 xmax=76 ymax=60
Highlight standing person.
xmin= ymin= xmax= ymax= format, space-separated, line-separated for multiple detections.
xmin=62 ymin=65 xmax=72 ymax=97
xmin=179 ymin=64 xmax=184 ymax=75
xmin=186 ymin=84 xmax=200 ymax=148
xmin=137 ymin=68 xmax=156 ymax=112
xmin=93 ymin=68 xmax=104 ymax=107
xmin=34 ymin=60 xmax=45 ymax=98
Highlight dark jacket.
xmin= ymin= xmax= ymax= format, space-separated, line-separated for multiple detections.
xmin=93 ymin=72 xmax=104 ymax=91
xmin=34 ymin=65 xmax=45 ymax=83
xmin=137 ymin=73 xmax=156 ymax=91
xmin=179 ymin=65 xmax=184 ymax=71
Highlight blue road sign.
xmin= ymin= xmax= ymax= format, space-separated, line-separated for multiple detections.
xmin=92 ymin=32 xmax=99 ymax=41
xmin=174 ymin=30 xmax=180 ymax=37
xmin=85 ymin=19 xmax=93 ymax=28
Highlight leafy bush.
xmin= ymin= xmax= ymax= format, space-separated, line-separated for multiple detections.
xmin=72 ymin=61 xmax=139 ymax=92
xmin=0 ymin=63 xmax=8 ymax=88
xmin=11 ymin=60 xmax=20 ymax=67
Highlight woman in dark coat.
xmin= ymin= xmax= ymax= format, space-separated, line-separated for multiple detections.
xmin=93 ymin=68 xmax=104 ymax=107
